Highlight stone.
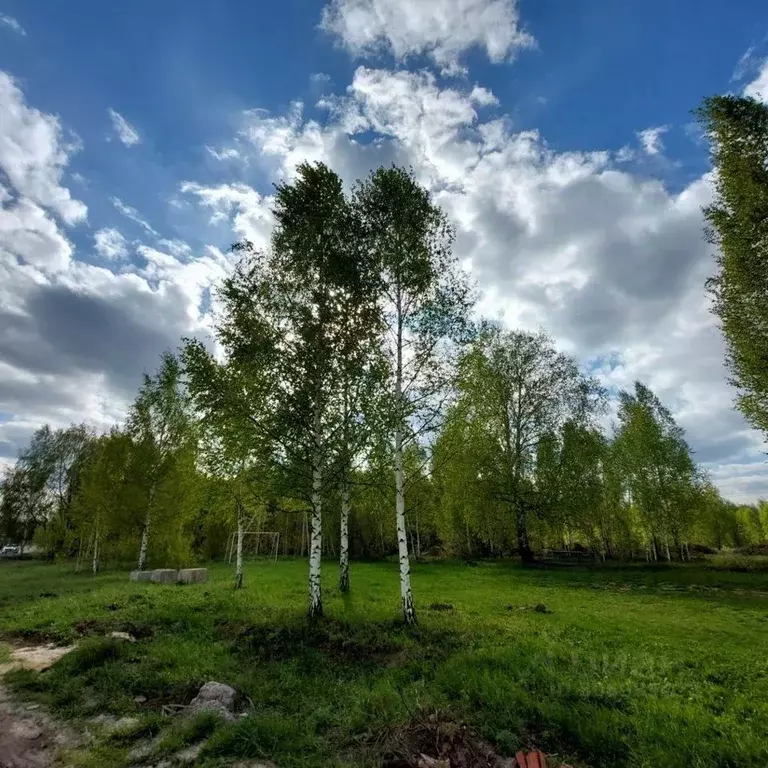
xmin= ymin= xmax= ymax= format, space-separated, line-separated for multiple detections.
xmin=108 ymin=716 xmax=140 ymax=735
xmin=128 ymin=741 xmax=153 ymax=762
xmin=174 ymin=742 xmax=204 ymax=763
xmin=187 ymin=681 xmax=236 ymax=722
xmin=130 ymin=570 xmax=154 ymax=582
xmin=134 ymin=695 xmax=148 ymax=704
xmin=108 ymin=631 xmax=136 ymax=643
xmin=149 ymin=569 xmax=179 ymax=584
xmin=177 ymin=568 xmax=208 ymax=584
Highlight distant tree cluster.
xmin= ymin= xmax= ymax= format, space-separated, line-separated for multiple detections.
xmin=2 ymin=162 xmax=766 ymax=624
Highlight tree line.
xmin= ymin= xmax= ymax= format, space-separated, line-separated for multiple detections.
xmin=2 ymin=159 xmax=768 ymax=625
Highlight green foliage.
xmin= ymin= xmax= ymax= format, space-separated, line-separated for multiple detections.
xmin=698 ymin=94 xmax=768 ymax=436
xmin=444 ymin=326 xmax=605 ymax=561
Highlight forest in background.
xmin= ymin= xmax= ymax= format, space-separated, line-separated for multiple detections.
xmin=2 ymin=112 xmax=768 ymax=623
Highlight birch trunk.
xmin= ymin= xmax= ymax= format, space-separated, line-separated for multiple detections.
xmin=138 ymin=517 xmax=150 ymax=571
xmin=92 ymin=523 xmax=100 ymax=575
xmin=235 ymin=505 xmax=244 ymax=590
xmin=308 ymin=406 xmax=323 ymax=619
xmin=394 ymin=295 xmax=416 ymax=625
xmin=137 ymin=484 xmax=154 ymax=570
xmin=339 ymin=477 xmax=350 ymax=593
xmin=394 ymin=425 xmax=416 ymax=624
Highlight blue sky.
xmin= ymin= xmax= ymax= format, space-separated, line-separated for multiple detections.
xmin=1 ymin=0 xmax=768 ymax=500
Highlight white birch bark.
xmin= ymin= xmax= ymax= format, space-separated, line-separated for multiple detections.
xmin=92 ymin=523 xmax=100 ymax=575
xmin=339 ymin=477 xmax=350 ymax=593
xmin=308 ymin=405 xmax=323 ymax=619
xmin=138 ymin=516 xmax=150 ymax=571
xmin=235 ymin=504 xmax=244 ymax=590
xmin=394 ymin=301 xmax=416 ymax=625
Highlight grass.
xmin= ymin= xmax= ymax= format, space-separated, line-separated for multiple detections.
xmin=1 ymin=557 xmax=767 ymax=767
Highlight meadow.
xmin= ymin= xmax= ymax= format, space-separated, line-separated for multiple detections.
xmin=1 ymin=558 xmax=767 ymax=767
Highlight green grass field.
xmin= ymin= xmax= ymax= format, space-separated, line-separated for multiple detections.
xmin=1 ymin=558 xmax=767 ymax=767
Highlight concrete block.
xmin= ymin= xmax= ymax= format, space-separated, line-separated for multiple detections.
xmin=130 ymin=570 xmax=153 ymax=582
xmin=177 ymin=568 xmax=208 ymax=584
xmin=149 ymin=569 xmax=179 ymax=583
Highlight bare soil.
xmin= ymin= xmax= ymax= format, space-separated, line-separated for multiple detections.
xmin=0 ymin=684 xmax=80 ymax=768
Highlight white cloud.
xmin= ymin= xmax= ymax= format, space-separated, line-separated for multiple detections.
xmin=637 ymin=125 xmax=669 ymax=156
xmin=108 ymin=108 xmax=141 ymax=146
xmin=0 ymin=198 xmax=73 ymax=272
xmin=94 ymin=228 xmax=129 ymax=260
xmin=180 ymin=182 xmax=274 ymax=249
xmin=0 ymin=71 xmax=87 ymax=224
xmin=320 ymin=0 xmax=534 ymax=70
xmin=185 ymin=66 xmax=768 ymax=502
xmin=732 ymin=46 xmax=757 ymax=82
xmin=0 ymin=78 xmax=230 ymax=466
xmin=206 ymin=145 xmax=242 ymax=162
xmin=110 ymin=196 xmax=159 ymax=237
xmin=0 ymin=13 xmax=25 ymax=35
xmin=743 ymin=59 xmax=768 ymax=103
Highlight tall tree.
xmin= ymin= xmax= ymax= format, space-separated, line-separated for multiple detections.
xmin=126 ymin=352 xmax=194 ymax=570
xmin=0 ymin=465 xmax=49 ymax=554
xmin=614 ymin=382 xmax=698 ymax=560
xmin=456 ymin=327 xmax=603 ymax=563
xmin=183 ymin=341 xmax=275 ymax=590
xmin=698 ymin=95 xmax=768 ymax=436
xmin=219 ymin=162 xmax=372 ymax=618
xmin=354 ymin=166 xmax=474 ymax=624
xmin=71 ymin=430 xmax=134 ymax=573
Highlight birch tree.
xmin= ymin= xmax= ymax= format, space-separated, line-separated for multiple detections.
xmin=71 ymin=430 xmax=133 ymax=573
xmin=183 ymin=342 xmax=274 ymax=590
xmin=614 ymin=382 xmax=698 ymax=560
xmin=218 ymin=162 xmax=369 ymax=618
xmin=354 ymin=166 xmax=474 ymax=624
xmin=456 ymin=327 xmax=603 ymax=563
xmin=126 ymin=352 xmax=193 ymax=571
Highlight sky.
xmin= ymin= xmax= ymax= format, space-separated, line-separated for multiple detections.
xmin=1 ymin=0 xmax=768 ymax=501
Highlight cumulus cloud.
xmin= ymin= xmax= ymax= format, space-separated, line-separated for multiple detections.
xmin=0 ymin=13 xmax=25 ymax=35
xmin=183 ymin=66 xmax=767 ymax=502
xmin=94 ymin=227 xmax=128 ymax=260
xmin=0 ymin=77 xmax=232 ymax=464
xmin=0 ymin=71 xmax=87 ymax=224
xmin=743 ymin=58 xmax=768 ymax=102
xmin=180 ymin=182 xmax=275 ymax=249
xmin=320 ymin=0 xmax=534 ymax=71
xmin=108 ymin=108 xmax=141 ymax=146
xmin=636 ymin=125 xmax=669 ymax=156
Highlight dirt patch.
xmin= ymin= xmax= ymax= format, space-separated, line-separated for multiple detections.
xmin=0 ymin=644 xmax=77 ymax=675
xmin=0 ymin=683 xmax=81 ymax=767
xmin=378 ymin=714 xmax=510 ymax=768
xmin=226 ymin=620 xmax=403 ymax=664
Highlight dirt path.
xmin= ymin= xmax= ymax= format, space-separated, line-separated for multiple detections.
xmin=0 ymin=644 xmax=81 ymax=768
xmin=0 ymin=683 xmax=81 ymax=768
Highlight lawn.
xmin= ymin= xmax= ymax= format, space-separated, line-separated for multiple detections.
xmin=0 ymin=558 xmax=767 ymax=767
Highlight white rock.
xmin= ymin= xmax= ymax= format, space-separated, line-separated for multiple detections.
xmin=187 ymin=681 xmax=237 ymax=722
xmin=174 ymin=742 xmax=204 ymax=764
